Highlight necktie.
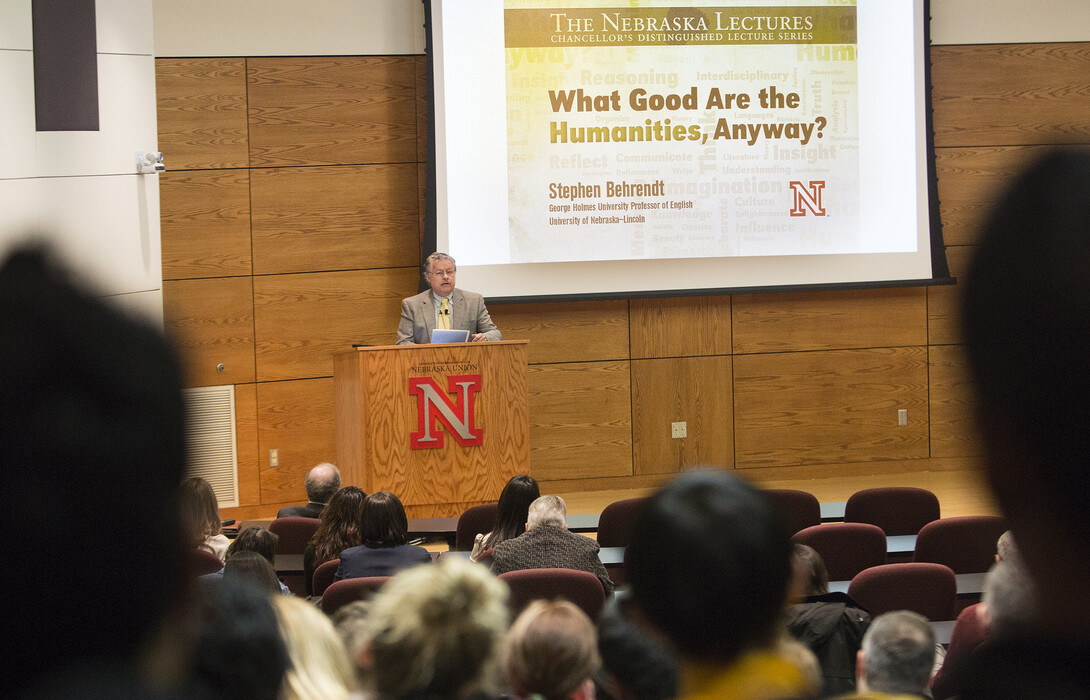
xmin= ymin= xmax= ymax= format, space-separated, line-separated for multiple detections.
xmin=439 ymin=297 xmax=451 ymax=330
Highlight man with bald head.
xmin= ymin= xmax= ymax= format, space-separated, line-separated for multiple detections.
xmin=277 ymin=462 xmax=342 ymax=518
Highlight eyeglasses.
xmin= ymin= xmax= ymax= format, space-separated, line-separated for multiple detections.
xmin=427 ymin=267 xmax=456 ymax=278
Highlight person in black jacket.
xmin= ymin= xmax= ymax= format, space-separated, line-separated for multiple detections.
xmin=785 ymin=544 xmax=871 ymax=697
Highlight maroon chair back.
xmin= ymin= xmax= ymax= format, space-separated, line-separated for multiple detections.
xmin=498 ymin=568 xmax=606 ymax=621
xmin=321 ymin=576 xmax=391 ymax=616
xmin=844 ymin=487 xmax=940 ymax=536
xmin=268 ymin=516 xmax=321 ymax=554
xmin=312 ymin=558 xmax=340 ymax=597
xmin=455 ymin=503 xmax=498 ymax=551
xmin=913 ymin=515 xmax=1008 ymax=573
xmin=763 ymin=489 xmax=822 ymax=535
xmin=189 ymin=548 xmax=225 ymax=576
xmin=848 ymin=562 xmax=957 ymax=621
xmin=597 ymin=497 xmax=646 ymax=548
xmin=792 ymin=523 xmax=887 ymax=581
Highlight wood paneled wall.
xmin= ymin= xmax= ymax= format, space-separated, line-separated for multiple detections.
xmin=157 ymin=42 xmax=1090 ymax=518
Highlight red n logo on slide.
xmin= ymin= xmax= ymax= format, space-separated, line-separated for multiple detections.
xmin=789 ymin=180 xmax=827 ymax=216
xmin=409 ymin=374 xmax=483 ymax=449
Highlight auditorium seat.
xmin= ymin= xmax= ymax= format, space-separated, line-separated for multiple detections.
xmin=848 ymin=562 xmax=957 ymax=621
xmin=498 ymin=568 xmax=606 ymax=621
xmin=792 ymin=523 xmax=887 ymax=581
xmin=763 ymin=488 xmax=822 ymax=535
xmin=455 ymin=503 xmax=498 ymax=551
xmin=913 ymin=515 xmax=1008 ymax=574
xmin=269 ymin=517 xmax=320 ymax=595
xmin=321 ymin=576 xmax=391 ymax=616
xmin=190 ymin=548 xmax=225 ymax=576
xmin=311 ymin=558 xmax=340 ymax=597
xmin=844 ymin=487 xmax=940 ymax=535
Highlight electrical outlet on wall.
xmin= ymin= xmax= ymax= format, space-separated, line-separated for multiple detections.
xmin=671 ymin=421 xmax=687 ymax=439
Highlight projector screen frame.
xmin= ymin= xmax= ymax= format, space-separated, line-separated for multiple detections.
xmin=421 ymin=0 xmax=954 ymax=304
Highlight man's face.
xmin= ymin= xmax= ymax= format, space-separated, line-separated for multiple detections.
xmin=425 ymin=259 xmax=456 ymax=296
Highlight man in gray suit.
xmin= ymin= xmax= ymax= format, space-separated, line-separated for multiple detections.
xmin=396 ymin=252 xmax=502 ymax=344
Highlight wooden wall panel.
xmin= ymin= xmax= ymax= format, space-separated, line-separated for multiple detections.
xmin=733 ymin=288 xmax=927 ymax=354
xmin=247 ymin=57 xmax=418 ymax=167
xmin=630 ymin=296 xmax=732 ymax=359
xmin=257 ymin=378 xmax=335 ymax=506
xmin=489 ymin=300 xmax=630 ymax=365
xmin=163 ymin=277 xmax=255 ymax=387
xmin=250 ymin=164 xmax=419 ymax=275
xmin=932 ymin=43 xmax=1090 ymax=147
xmin=928 ymin=245 xmax=975 ymax=347
xmin=734 ymin=348 xmax=929 ymax=468
xmin=528 ymin=361 xmax=632 ymax=480
xmin=935 ymin=146 xmax=1060 ymax=247
xmin=155 ymin=58 xmax=249 ymax=170
xmin=415 ymin=56 xmax=427 ymax=164
xmin=160 ymin=169 xmax=252 ymax=280
xmin=253 ymin=267 xmax=418 ymax=382
xmin=930 ymin=345 xmax=984 ymax=459
xmin=632 ymin=356 xmax=734 ymax=474
xmin=234 ymin=383 xmax=261 ymax=507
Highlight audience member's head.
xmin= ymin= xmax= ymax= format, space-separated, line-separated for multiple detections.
xmin=626 ymin=470 xmax=793 ymax=666
xmin=179 ymin=476 xmax=223 ymax=549
xmin=332 ymin=600 xmax=374 ymax=689
xmin=305 ymin=462 xmax=342 ymax=504
xmin=996 ymin=529 xmax=1021 ymax=567
xmin=310 ymin=485 xmax=367 ymax=563
xmin=223 ymin=550 xmax=283 ymax=595
xmin=789 ymin=543 xmax=829 ymax=601
xmin=857 ymin=610 xmax=935 ymax=696
xmin=527 ymin=494 xmax=567 ymax=530
xmin=505 ymin=600 xmax=601 ymax=700
xmin=273 ymin=595 xmax=357 ymax=700
xmin=595 ymin=591 xmax=679 ymax=700
xmin=1 ymin=246 xmax=188 ymax=696
xmin=961 ymin=148 xmax=1090 ymax=629
xmin=486 ymin=474 xmax=540 ymax=548
xmin=226 ymin=526 xmax=279 ymax=564
xmin=186 ymin=578 xmax=289 ymax=699
xmin=361 ymin=490 xmax=410 ymax=546
xmin=983 ymin=560 xmax=1038 ymax=638
xmin=365 ymin=556 xmax=509 ymax=699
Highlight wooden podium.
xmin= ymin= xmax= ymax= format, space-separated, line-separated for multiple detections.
xmin=334 ymin=341 xmax=529 ymax=518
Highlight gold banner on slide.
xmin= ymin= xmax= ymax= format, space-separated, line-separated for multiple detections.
xmin=505 ymin=6 xmax=856 ymax=48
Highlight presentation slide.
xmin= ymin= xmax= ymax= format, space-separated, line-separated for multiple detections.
xmin=431 ymin=0 xmax=938 ymax=299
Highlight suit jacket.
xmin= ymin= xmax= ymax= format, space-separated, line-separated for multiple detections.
xmin=334 ymin=543 xmax=431 ymax=580
xmin=489 ymin=525 xmax=615 ymax=594
xmin=277 ymin=502 xmax=325 ymax=519
xmin=396 ymin=288 xmax=502 ymax=345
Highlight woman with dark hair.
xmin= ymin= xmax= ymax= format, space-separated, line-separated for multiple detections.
xmin=223 ymin=551 xmax=284 ymax=595
xmin=471 ymin=474 xmax=539 ymax=561
xmin=334 ymin=491 xmax=430 ymax=580
xmin=202 ymin=526 xmax=292 ymax=595
xmin=179 ymin=476 xmax=229 ymax=562
xmin=304 ymin=486 xmax=366 ymax=596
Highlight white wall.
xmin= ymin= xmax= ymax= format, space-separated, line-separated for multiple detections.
xmin=931 ymin=0 xmax=1090 ymax=45
xmin=0 ymin=0 xmax=163 ymax=322
xmin=152 ymin=0 xmax=426 ymax=57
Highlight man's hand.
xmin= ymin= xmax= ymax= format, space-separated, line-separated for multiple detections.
xmin=471 ymin=333 xmax=488 ymax=342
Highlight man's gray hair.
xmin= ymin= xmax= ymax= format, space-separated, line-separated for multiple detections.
xmin=983 ymin=560 xmax=1037 ymax=637
xmin=527 ymin=495 xmax=566 ymax=530
xmin=423 ymin=252 xmax=456 ymax=275
xmin=861 ymin=610 xmax=935 ymax=695
xmin=304 ymin=462 xmax=341 ymax=504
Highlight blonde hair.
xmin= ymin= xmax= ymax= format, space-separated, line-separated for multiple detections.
xmin=367 ymin=555 xmax=509 ymax=698
xmin=272 ymin=596 xmax=357 ymax=700
xmin=504 ymin=600 xmax=600 ymax=700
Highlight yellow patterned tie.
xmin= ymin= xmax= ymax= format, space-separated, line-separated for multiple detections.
xmin=439 ymin=297 xmax=451 ymax=330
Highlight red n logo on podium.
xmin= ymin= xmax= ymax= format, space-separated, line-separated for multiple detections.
xmin=409 ymin=374 xmax=483 ymax=449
